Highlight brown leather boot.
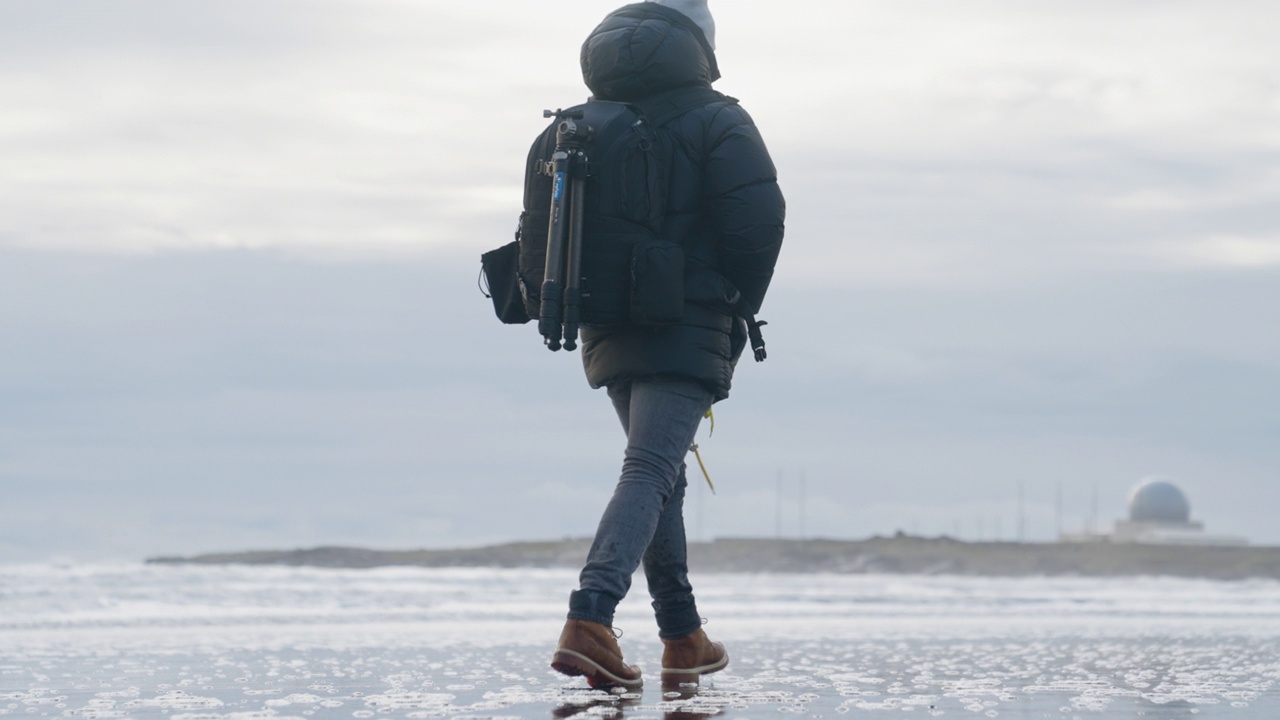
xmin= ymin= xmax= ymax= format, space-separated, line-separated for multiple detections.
xmin=550 ymin=618 xmax=643 ymax=689
xmin=660 ymin=627 xmax=728 ymax=685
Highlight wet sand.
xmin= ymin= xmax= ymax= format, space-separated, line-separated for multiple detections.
xmin=5 ymin=637 xmax=1277 ymax=719
xmin=2 ymin=565 xmax=1278 ymax=719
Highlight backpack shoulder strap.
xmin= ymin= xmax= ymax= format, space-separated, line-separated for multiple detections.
xmin=633 ymin=86 xmax=737 ymax=128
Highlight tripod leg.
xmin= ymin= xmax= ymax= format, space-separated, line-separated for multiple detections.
xmin=562 ymin=169 xmax=586 ymax=352
xmin=539 ymin=159 xmax=569 ymax=351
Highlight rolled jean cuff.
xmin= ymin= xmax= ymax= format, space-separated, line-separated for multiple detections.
xmin=568 ymin=589 xmax=619 ymax=628
xmin=654 ymin=599 xmax=702 ymax=639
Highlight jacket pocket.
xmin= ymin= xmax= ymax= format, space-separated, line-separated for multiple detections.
xmin=683 ymin=267 xmax=742 ymax=315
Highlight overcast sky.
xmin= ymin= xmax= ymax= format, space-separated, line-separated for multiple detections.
xmin=2 ymin=0 xmax=1278 ymax=562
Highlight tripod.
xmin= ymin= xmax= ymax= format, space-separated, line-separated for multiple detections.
xmin=538 ymin=109 xmax=591 ymax=352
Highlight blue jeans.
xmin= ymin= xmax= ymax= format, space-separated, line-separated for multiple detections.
xmin=567 ymin=378 xmax=714 ymax=638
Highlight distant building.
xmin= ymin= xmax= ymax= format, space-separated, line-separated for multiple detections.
xmin=1062 ymin=478 xmax=1247 ymax=546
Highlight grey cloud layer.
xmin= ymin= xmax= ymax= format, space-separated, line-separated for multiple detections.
xmin=1 ymin=250 xmax=1276 ymax=561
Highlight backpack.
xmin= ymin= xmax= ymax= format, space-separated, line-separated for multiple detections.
xmin=480 ymin=86 xmax=734 ymax=337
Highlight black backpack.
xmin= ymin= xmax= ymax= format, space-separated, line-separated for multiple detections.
xmin=481 ymin=86 xmax=734 ymax=332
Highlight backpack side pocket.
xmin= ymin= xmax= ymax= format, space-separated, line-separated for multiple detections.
xmin=630 ymin=239 xmax=684 ymax=325
xmin=480 ymin=240 xmax=531 ymax=324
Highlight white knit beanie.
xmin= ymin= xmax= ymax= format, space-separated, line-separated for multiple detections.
xmin=646 ymin=0 xmax=715 ymax=49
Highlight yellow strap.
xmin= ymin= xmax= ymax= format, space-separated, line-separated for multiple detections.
xmin=690 ymin=443 xmax=715 ymax=494
xmin=689 ymin=408 xmax=717 ymax=494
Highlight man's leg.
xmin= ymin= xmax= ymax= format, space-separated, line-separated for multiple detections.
xmin=605 ymin=383 xmax=701 ymax=637
xmin=648 ymin=460 xmax=730 ymax=685
xmin=642 ymin=464 xmax=702 ymax=638
xmin=567 ymin=378 xmax=712 ymax=627
xmin=625 ymin=394 xmax=730 ymax=685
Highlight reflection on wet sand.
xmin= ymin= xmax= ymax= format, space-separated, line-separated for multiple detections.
xmin=551 ymin=682 xmax=726 ymax=720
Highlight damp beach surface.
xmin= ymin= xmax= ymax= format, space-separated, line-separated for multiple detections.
xmin=2 ymin=564 xmax=1278 ymax=719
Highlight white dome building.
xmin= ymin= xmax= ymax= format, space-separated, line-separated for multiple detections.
xmin=1063 ymin=478 xmax=1247 ymax=546
xmin=1129 ymin=479 xmax=1191 ymax=522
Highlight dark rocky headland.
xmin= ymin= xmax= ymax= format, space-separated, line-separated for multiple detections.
xmin=147 ymin=535 xmax=1280 ymax=580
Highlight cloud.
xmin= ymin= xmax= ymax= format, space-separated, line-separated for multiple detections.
xmin=1171 ymin=235 xmax=1280 ymax=268
xmin=3 ymin=0 xmax=1279 ymax=286
xmin=0 ymin=0 xmax=593 ymax=254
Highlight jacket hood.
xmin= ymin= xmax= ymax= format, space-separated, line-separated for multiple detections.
xmin=580 ymin=2 xmax=720 ymax=102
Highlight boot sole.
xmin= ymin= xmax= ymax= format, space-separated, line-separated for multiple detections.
xmin=660 ymin=650 xmax=730 ymax=680
xmin=551 ymin=648 xmax=643 ymax=689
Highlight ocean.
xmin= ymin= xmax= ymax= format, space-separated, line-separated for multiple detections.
xmin=2 ymin=564 xmax=1278 ymax=719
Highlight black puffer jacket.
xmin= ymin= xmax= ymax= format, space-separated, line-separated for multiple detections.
xmin=578 ymin=2 xmax=785 ymax=402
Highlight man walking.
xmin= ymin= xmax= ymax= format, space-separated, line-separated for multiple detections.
xmin=546 ymin=0 xmax=785 ymax=689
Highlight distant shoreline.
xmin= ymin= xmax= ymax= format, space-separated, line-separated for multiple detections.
xmin=147 ymin=535 xmax=1280 ymax=580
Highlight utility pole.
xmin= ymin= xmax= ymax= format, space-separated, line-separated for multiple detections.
xmin=798 ymin=468 xmax=806 ymax=540
xmin=1018 ymin=480 xmax=1026 ymax=543
xmin=775 ymin=470 xmax=783 ymax=539
xmin=1090 ymin=483 xmax=1099 ymax=533
xmin=1055 ymin=480 xmax=1063 ymax=541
